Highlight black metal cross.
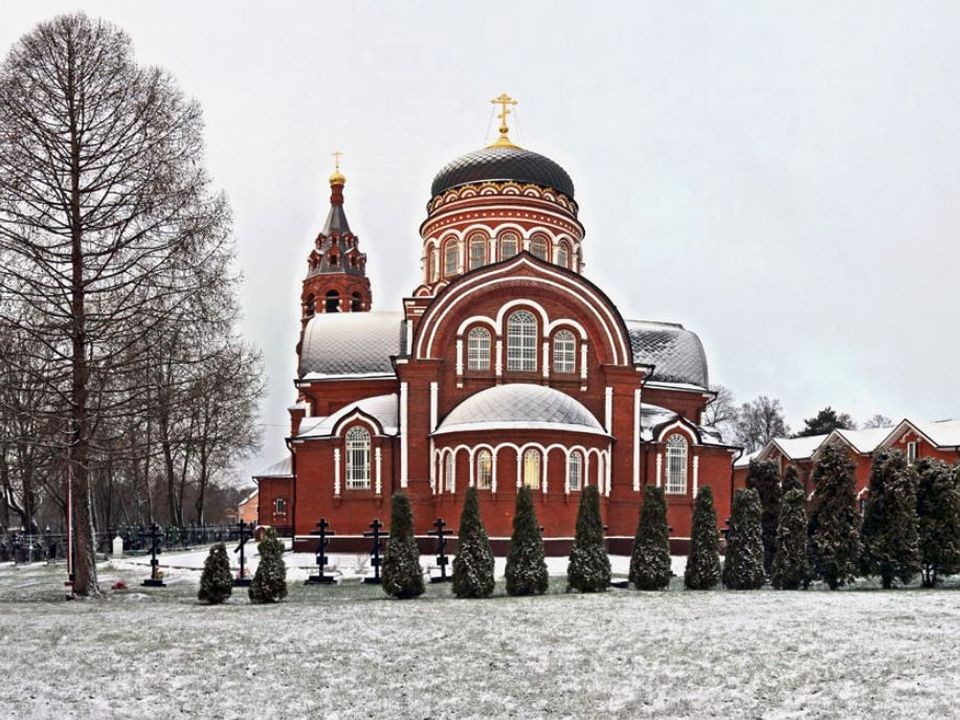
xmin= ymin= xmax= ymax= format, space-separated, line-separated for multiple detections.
xmin=141 ymin=523 xmax=166 ymax=588
xmin=428 ymin=517 xmax=455 ymax=583
xmin=305 ymin=517 xmax=336 ymax=585
xmin=363 ymin=518 xmax=386 ymax=585
xmin=233 ymin=520 xmax=252 ymax=587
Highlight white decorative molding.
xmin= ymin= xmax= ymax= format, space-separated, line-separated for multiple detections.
xmin=399 ymin=382 xmax=409 ymax=488
xmin=375 ymin=447 xmax=383 ymax=495
xmin=605 ymin=450 xmax=612 ymax=497
xmin=656 ymin=453 xmax=663 ymax=488
xmin=455 ymin=339 xmax=463 ymax=377
xmin=429 ymin=440 xmax=436 ymax=493
xmin=495 ymin=339 xmax=503 ymax=377
xmin=429 ymin=382 xmax=438 ymax=432
xmin=541 ymin=341 xmax=549 ymax=378
xmin=333 ymin=448 xmax=341 ymax=496
xmin=633 ymin=388 xmax=641 ymax=492
xmin=692 ymin=455 xmax=700 ymax=498
xmin=604 ymin=387 xmax=613 ymax=434
xmin=543 ymin=453 xmax=549 ymax=493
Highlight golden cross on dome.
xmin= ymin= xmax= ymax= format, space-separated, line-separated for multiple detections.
xmin=329 ymin=150 xmax=345 ymax=184
xmin=490 ymin=92 xmax=518 ymax=147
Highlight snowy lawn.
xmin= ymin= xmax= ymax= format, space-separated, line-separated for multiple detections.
xmin=0 ymin=552 xmax=959 ymax=719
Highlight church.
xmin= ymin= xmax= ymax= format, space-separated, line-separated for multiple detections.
xmin=254 ymin=95 xmax=740 ymax=554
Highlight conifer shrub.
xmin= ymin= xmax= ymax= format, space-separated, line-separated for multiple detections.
xmin=452 ymin=487 xmax=495 ymax=598
xmin=860 ymin=449 xmax=920 ymax=589
xmin=722 ymin=488 xmax=765 ymax=590
xmin=629 ymin=486 xmax=671 ymax=590
xmin=198 ymin=542 xmax=233 ymax=604
xmin=382 ymin=493 xmax=425 ymax=599
xmin=771 ymin=465 xmax=810 ymax=590
xmin=567 ymin=485 xmax=611 ymax=592
xmin=684 ymin=486 xmax=721 ymax=590
xmin=916 ymin=459 xmax=960 ymax=587
xmin=745 ymin=458 xmax=782 ymax=576
xmin=249 ymin=528 xmax=287 ymax=604
xmin=505 ymin=486 xmax=549 ymax=596
xmin=808 ymin=442 xmax=860 ymax=590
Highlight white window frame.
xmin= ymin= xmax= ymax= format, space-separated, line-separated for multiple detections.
xmin=907 ymin=441 xmax=918 ymax=465
xmin=444 ymin=241 xmax=459 ymax=277
xmin=552 ymin=330 xmax=576 ymax=374
xmin=507 ymin=310 xmax=538 ymax=372
xmin=274 ymin=497 xmax=287 ymax=515
xmin=530 ymin=235 xmax=549 ymax=260
xmin=500 ymin=232 xmax=519 ymax=260
xmin=468 ymin=234 xmax=487 ymax=270
xmin=522 ymin=448 xmax=541 ymax=489
xmin=476 ymin=449 xmax=493 ymax=490
xmin=345 ymin=426 xmax=371 ymax=490
xmin=557 ymin=243 xmax=569 ymax=268
xmin=568 ymin=451 xmax=583 ymax=492
xmin=665 ymin=434 xmax=688 ymax=495
xmin=467 ymin=327 xmax=491 ymax=371
xmin=444 ymin=452 xmax=455 ymax=493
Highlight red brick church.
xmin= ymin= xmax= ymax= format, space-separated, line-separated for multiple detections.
xmin=254 ymin=95 xmax=740 ymax=553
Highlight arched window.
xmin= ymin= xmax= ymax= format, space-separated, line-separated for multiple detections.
xmin=552 ymin=330 xmax=576 ymax=374
xmin=325 ymin=290 xmax=340 ymax=313
xmin=468 ymin=233 xmax=487 ymax=270
xmin=530 ymin=235 xmax=549 ymax=260
xmin=345 ymin=426 xmax=371 ymax=489
xmin=500 ymin=232 xmax=519 ymax=260
xmin=557 ymin=242 xmax=570 ymax=268
xmin=568 ymin=451 xmax=583 ymax=492
xmin=444 ymin=240 xmax=459 ymax=277
xmin=429 ymin=247 xmax=439 ymax=282
xmin=330 ymin=253 xmax=339 ymax=266
xmin=351 ymin=292 xmax=362 ymax=312
xmin=305 ymin=294 xmax=315 ymax=317
xmin=476 ymin=449 xmax=492 ymax=489
xmin=467 ymin=327 xmax=491 ymax=371
xmin=506 ymin=310 xmax=537 ymax=372
xmin=665 ymin=435 xmax=688 ymax=495
xmin=444 ymin=451 xmax=455 ymax=493
xmin=522 ymin=449 xmax=540 ymax=489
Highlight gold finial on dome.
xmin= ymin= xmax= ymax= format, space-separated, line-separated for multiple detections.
xmin=489 ymin=92 xmax=519 ymax=148
xmin=329 ymin=150 xmax=345 ymax=184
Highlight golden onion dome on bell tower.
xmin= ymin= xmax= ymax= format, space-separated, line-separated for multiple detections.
xmin=329 ymin=150 xmax=346 ymax=185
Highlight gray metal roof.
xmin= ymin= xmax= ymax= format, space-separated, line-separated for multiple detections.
xmin=626 ymin=320 xmax=709 ymax=387
xmin=299 ymin=311 xmax=402 ymax=379
xmin=253 ymin=455 xmax=293 ymax=478
xmin=431 ymin=144 xmax=575 ymax=199
xmin=436 ymin=384 xmax=604 ymax=435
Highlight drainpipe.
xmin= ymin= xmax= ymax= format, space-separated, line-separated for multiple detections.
xmin=730 ymin=447 xmax=744 ymax=509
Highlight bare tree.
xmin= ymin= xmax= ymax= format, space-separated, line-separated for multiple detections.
xmin=0 ymin=14 xmax=234 ymax=595
xmin=701 ymin=385 xmax=738 ymax=443
xmin=863 ymin=414 xmax=893 ymax=430
xmin=735 ymin=396 xmax=790 ymax=453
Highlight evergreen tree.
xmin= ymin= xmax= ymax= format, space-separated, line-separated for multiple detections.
xmin=382 ymin=493 xmax=425 ymax=599
xmin=808 ymin=442 xmax=860 ymax=590
xmin=745 ymin=458 xmax=782 ymax=575
xmin=796 ymin=406 xmax=856 ymax=437
xmin=771 ymin=466 xmax=810 ymax=590
xmin=505 ymin=486 xmax=549 ymax=596
xmin=198 ymin=542 xmax=233 ymax=604
xmin=249 ymin=527 xmax=287 ymax=604
xmin=567 ymin=485 xmax=611 ymax=592
xmin=860 ymin=449 xmax=920 ymax=589
xmin=722 ymin=488 xmax=765 ymax=590
xmin=452 ymin=487 xmax=495 ymax=598
xmin=629 ymin=486 xmax=671 ymax=590
xmin=916 ymin=459 xmax=960 ymax=587
xmin=684 ymin=486 xmax=721 ymax=590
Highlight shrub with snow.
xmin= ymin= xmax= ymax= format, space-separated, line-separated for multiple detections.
xmin=629 ymin=486 xmax=671 ymax=590
xmin=722 ymin=488 xmax=764 ymax=590
xmin=452 ymin=487 xmax=495 ymax=598
xmin=567 ymin=485 xmax=610 ymax=593
xmin=771 ymin=465 xmax=810 ymax=590
xmin=808 ymin=442 xmax=861 ymax=590
xmin=249 ymin=528 xmax=287 ymax=604
xmin=505 ymin=486 xmax=548 ymax=596
xmin=198 ymin=542 xmax=233 ymax=604
xmin=916 ymin=458 xmax=960 ymax=587
xmin=684 ymin=486 xmax=721 ymax=590
xmin=860 ymin=449 xmax=920 ymax=589
xmin=745 ymin=458 xmax=782 ymax=576
xmin=382 ymin=492 xmax=425 ymax=599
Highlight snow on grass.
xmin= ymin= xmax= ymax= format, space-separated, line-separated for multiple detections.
xmin=1 ymin=554 xmax=959 ymax=719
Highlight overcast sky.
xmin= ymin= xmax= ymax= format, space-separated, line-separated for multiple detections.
xmin=4 ymin=1 xmax=959 ymax=485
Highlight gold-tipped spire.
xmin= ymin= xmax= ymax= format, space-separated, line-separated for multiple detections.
xmin=329 ymin=150 xmax=345 ymax=185
xmin=489 ymin=92 xmax=519 ymax=148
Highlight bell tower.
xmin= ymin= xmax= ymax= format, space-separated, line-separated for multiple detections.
xmin=300 ymin=153 xmax=373 ymax=324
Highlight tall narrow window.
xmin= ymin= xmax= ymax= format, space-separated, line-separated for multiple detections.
xmin=430 ymin=247 xmax=439 ymax=281
xmin=345 ymin=427 xmax=371 ymax=489
xmin=906 ymin=441 xmax=918 ymax=465
xmin=552 ymin=330 xmax=576 ymax=374
xmin=568 ymin=451 xmax=583 ymax=491
xmin=507 ymin=310 xmax=537 ymax=372
xmin=444 ymin=452 xmax=455 ymax=492
xmin=523 ymin=449 xmax=540 ymax=489
xmin=305 ymin=294 xmax=315 ymax=317
xmin=557 ymin=242 xmax=570 ymax=268
xmin=468 ymin=233 xmax=487 ymax=270
xmin=500 ymin=232 xmax=519 ymax=260
xmin=325 ymin=290 xmax=340 ymax=313
xmin=665 ymin=435 xmax=688 ymax=495
xmin=530 ymin=235 xmax=549 ymax=260
xmin=444 ymin=240 xmax=459 ymax=277
xmin=467 ymin=327 xmax=491 ymax=371
xmin=476 ymin=449 xmax=493 ymax=490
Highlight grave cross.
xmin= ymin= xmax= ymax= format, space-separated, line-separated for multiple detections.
xmin=363 ymin=518 xmax=386 ymax=585
xmin=428 ymin=517 xmax=455 ymax=583
xmin=233 ymin=520 xmax=252 ymax=587
xmin=305 ymin=517 xmax=337 ymax=585
xmin=141 ymin=523 xmax=166 ymax=587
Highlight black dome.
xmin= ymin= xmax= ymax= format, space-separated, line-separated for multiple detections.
xmin=431 ymin=144 xmax=575 ymax=199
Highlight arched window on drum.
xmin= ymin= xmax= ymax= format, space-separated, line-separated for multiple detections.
xmin=345 ymin=427 xmax=371 ymax=490
xmin=552 ymin=330 xmax=576 ymax=374
xmin=467 ymin=327 xmax=491 ymax=371
xmin=443 ymin=239 xmax=459 ymax=278
xmin=468 ymin=232 xmax=488 ymax=271
xmin=499 ymin=231 xmax=520 ymax=261
xmin=665 ymin=435 xmax=688 ymax=495
xmin=476 ymin=449 xmax=493 ymax=490
xmin=529 ymin=234 xmax=550 ymax=261
xmin=567 ymin=450 xmax=583 ymax=492
xmin=522 ymin=448 xmax=541 ymax=490
xmin=506 ymin=310 xmax=537 ymax=372
xmin=557 ymin=241 xmax=570 ymax=269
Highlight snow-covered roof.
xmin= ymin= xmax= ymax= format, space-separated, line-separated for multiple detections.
xmin=625 ymin=320 xmax=708 ymax=388
xmin=253 ymin=456 xmax=293 ymax=478
xmin=297 ymin=394 xmax=399 ymax=438
xmin=734 ymin=450 xmax=760 ymax=469
xmin=767 ymin=435 xmax=826 ymax=461
xmin=832 ymin=427 xmax=891 ymax=454
xmin=883 ymin=418 xmax=960 ymax=449
xmin=638 ymin=403 xmax=729 ymax=446
xmin=435 ymin=384 xmax=606 ymax=436
xmin=299 ymin=311 xmax=402 ymax=380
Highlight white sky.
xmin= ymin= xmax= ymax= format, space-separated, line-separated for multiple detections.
xmin=3 ymin=1 xmax=959 ymax=486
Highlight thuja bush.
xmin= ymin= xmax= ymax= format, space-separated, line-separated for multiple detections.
xmin=452 ymin=486 xmax=495 ymax=598
xmin=860 ymin=449 xmax=920 ymax=589
xmin=567 ymin=485 xmax=611 ymax=593
xmin=629 ymin=486 xmax=671 ymax=590
xmin=382 ymin=493 xmax=425 ymax=599
xmin=249 ymin=528 xmax=287 ymax=604
xmin=198 ymin=542 xmax=232 ymax=604
xmin=745 ymin=458 xmax=782 ymax=576
xmin=916 ymin=458 xmax=960 ymax=587
xmin=505 ymin=486 xmax=549 ymax=596
xmin=808 ymin=442 xmax=861 ymax=590
xmin=771 ymin=465 xmax=810 ymax=590
xmin=722 ymin=488 xmax=764 ymax=590
xmin=684 ymin=486 xmax=721 ymax=590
